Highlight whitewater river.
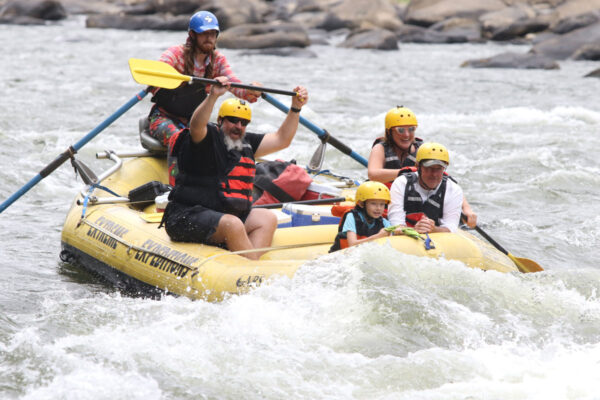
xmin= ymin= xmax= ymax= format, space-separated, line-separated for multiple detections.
xmin=1 ymin=16 xmax=600 ymax=399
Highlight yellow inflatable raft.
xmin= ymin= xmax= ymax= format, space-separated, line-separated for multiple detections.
xmin=60 ymin=151 xmax=518 ymax=301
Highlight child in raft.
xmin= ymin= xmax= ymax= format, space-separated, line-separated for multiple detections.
xmin=329 ymin=181 xmax=398 ymax=252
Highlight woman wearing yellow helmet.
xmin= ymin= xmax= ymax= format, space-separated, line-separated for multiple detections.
xmin=368 ymin=106 xmax=422 ymax=184
xmin=329 ymin=181 xmax=395 ymax=252
xmin=367 ymin=106 xmax=477 ymax=228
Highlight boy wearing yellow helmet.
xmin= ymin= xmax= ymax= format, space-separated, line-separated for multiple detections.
xmin=368 ymin=106 xmax=477 ymax=228
xmin=387 ymin=143 xmax=463 ymax=234
xmin=162 ymin=76 xmax=309 ymax=260
xmin=329 ymin=181 xmax=395 ymax=252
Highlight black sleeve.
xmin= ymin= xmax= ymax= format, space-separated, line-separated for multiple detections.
xmin=245 ymin=132 xmax=265 ymax=154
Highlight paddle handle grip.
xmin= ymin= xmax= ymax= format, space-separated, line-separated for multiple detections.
xmin=191 ymin=77 xmax=297 ymax=96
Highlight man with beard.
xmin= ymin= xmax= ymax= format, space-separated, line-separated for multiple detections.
xmin=162 ymin=76 xmax=309 ymax=260
xmin=147 ymin=10 xmax=260 ymax=185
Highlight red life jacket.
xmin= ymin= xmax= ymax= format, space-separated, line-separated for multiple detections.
xmin=219 ymin=154 xmax=256 ymax=216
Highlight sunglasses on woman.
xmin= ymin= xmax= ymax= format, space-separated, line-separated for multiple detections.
xmin=224 ymin=116 xmax=250 ymax=127
xmin=391 ymin=126 xmax=416 ymax=134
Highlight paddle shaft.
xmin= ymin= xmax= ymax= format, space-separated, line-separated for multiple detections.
xmin=461 ymin=213 xmax=511 ymax=253
xmin=253 ymin=196 xmax=347 ymax=209
xmin=0 ymin=88 xmax=150 ymax=214
xmin=191 ymin=76 xmax=296 ymax=96
xmin=261 ymin=93 xmax=369 ymax=167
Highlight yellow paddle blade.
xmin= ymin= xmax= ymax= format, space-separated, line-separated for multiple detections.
xmin=128 ymin=58 xmax=191 ymax=89
xmin=139 ymin=212 xmax=163 ymax=223
xmin=508 ymin=253 xmax=544 ymax=273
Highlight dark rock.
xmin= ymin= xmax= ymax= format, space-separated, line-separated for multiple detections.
xmin=489 ymin=17 xmax=549 ymax=41
xmin=551 ymin=12 xmax=600 ymax=34
xmin=396 ymin=24 xmax=469 ymax=44
xmin=338 ymin=28 xmax=398 ymax=50
xmin=550 ymin=0 xmax=600 ymax=32
xmin=218 ymin=23 xmax=310 ymax=49
xmin=294 ymin=0 xmax=327 ymax=13
xmin=461 ymin=51 xmax=560 ymax=69
xmin=572 ymin=43 xmax=600 ymax=61
xmin=532 ymin=22 xmax=600 ymax=60
xmin=479 ymin=3 xmax=535 ymax=38
xmin=584 ymin=67 xmax=600 ymax=77
xmin=85 ymin=14 xmax=188 ymax=31
xmin=239 ymin=47 xmax=318 ymax=58
xmin=316 ymin=12 xmax=354 ymax=31
xmin=0 ymin=0 xmax=66 ymax=21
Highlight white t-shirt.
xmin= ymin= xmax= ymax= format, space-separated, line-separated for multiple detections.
xmin=388 ymin=173 xmax=463 ymax=232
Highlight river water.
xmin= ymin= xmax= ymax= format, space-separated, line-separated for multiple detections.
xmin=1 ymin=16 xmax=600 ymax=399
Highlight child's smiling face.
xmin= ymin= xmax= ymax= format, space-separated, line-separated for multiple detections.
xmin=364 ymin=199 xmax=387 ymax=219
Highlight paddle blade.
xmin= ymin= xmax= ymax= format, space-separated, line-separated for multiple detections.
xmin=128 ymin=58 xmax=190 ymax=89
xmin=508 ymin=253 xmax=544 ymax=273
xmin=308 ymin=142 xmax=326 ymax=171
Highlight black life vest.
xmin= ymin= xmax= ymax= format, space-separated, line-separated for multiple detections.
xmin=169 ymin=128 xmax=256 ymax=219
xmin=402 ymin=172 xmax=447 ymax=227
xmin=152 ymin=81 xmax=208 ymax=121
xmin=372 ymin=137 xmax=423 ymax=170
xmin=329 ymin=207 xmax=385 ymax=252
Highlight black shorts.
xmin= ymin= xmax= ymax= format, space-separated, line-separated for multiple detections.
xmin=163 ymin=201 xmax=224 ymax=244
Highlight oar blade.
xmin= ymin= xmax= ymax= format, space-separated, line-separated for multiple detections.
xmin=308 ymin=142 xmax=326 ymax=171
xmin=508 ymin=253 xmax=544 ymax=273
xmin=128 ymin=58 xmax=189 ymax=89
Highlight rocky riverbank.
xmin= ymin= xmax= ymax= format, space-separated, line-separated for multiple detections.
xmin=1 ymin=0 xmax=599 ymax=76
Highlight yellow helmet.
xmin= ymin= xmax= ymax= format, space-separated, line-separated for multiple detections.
xmin=355 ymin=181 xmax=391 ymax=204
xmin=218 ymin=98 xmax=252 ymax=121
xmin=385 ymin=106 xmax=417 ymax=130
xmin=416 ymin=142 xmax=450 ymax=167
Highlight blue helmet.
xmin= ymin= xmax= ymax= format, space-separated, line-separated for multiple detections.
xmin=189 ymin=11 xmax=220 ymax=35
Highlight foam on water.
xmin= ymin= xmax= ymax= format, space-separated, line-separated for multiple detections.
xmin=3 ymin=244 xmax=600 ymax=399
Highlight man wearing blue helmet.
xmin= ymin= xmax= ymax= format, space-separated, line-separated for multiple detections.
xmin=147 ymin=11 xmax=261 ymax=185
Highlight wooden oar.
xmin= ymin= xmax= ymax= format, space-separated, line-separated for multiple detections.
xmin=0 ymin=88 xmax=150 ymax=215
xmin=129 ymin=58 xmax=297 ymax=96
xmin=462 ymin=214 xmax=543 ymax=273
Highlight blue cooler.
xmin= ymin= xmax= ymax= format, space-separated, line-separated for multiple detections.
xmin=282 ymin=204 xmax=340 ymax=227
xmin=272 ymin=209 xmax=292 ymax=228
